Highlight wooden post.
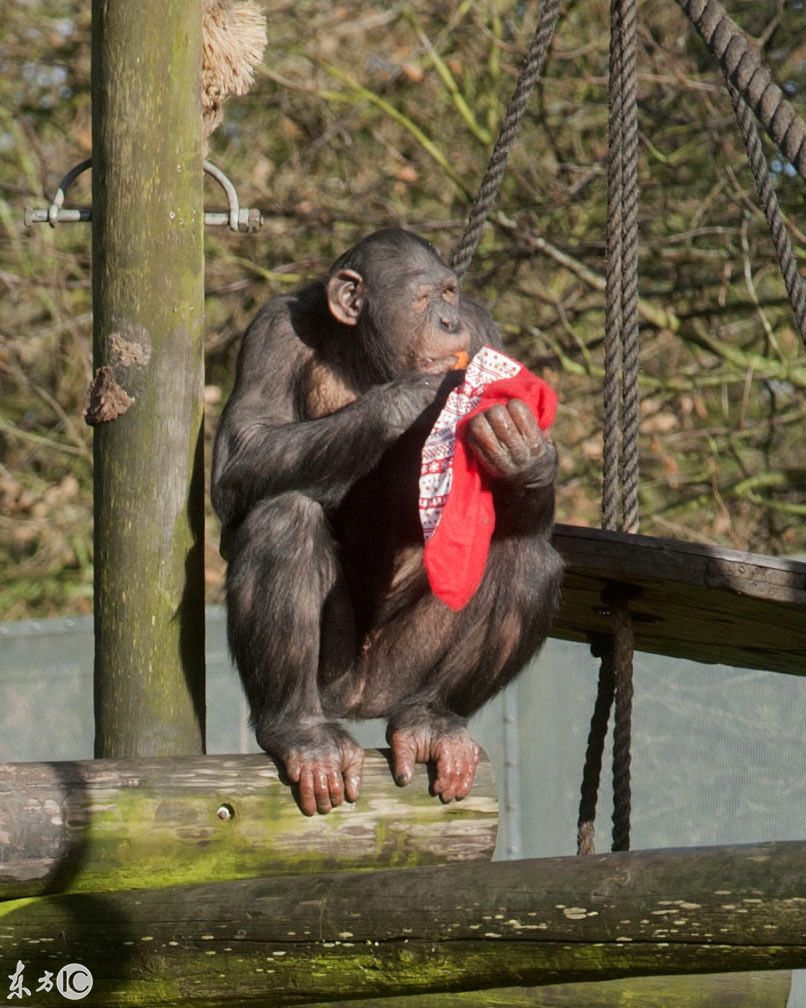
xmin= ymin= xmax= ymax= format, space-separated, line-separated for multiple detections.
xmin=90 ymin=1 xmax=205 ymax=757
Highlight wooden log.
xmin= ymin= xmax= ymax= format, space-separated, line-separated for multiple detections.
xmin=91 ymin=0 xmax=206 ymax=756
xmin=0 ymin=751 xmax=497 ymax=899
xmin=300 ymin=971 xmax=794 ymax=1007
xmin=551 ymin=524 xmax=806 ymax=675
xmin=0 ymin=842 xmax=802 ymax=1006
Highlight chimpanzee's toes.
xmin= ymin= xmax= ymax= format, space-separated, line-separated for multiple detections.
xmin=388 ymin=723 xmax=480 ymax=802
xmin=433 ymin=734 xmax=480 ymax=802
xmin=388 ymin=730 xmax=419 ymax=787
xmin=281 ymin=727 xmax=364 ymax=816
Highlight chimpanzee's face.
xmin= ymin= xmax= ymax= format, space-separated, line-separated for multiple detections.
xmin=377 ymin=258 xmax=469 ymax=376
xmin=325 ymin=230 xmax=471 ymax=382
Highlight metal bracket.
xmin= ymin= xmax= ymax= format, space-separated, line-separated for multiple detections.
xmin=23 ymin=158 xmax=262 ymax=233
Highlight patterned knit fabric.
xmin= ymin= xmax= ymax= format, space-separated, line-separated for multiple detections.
xmin=419 ymin=345 xmax=558 ymax=610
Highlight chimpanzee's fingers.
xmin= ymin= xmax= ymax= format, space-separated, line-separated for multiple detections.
xmin=467 ymin=411 xmax=508 ymax=472
xmin=434 ymin=744 xmax=458 ymax=801
xmin=434 ymin=736 xmax=480 ymax=802
xmin=470 ymin=406 xmax=531 ymax=473
xmin=312 ymin=766 xmax=336 ymax=815
xmin=507 ymin=399 xmax=544 ymax=450
xmin=453 ymin=740 xmax=480 ymax=800
xmin=295 ymin=766 xmax=319 ymax=817
xmin=389 ymin=731 xmax=418 ymax=787
xmin=326 ymin=765 xmax=345 ymax=809
xmin=342 ymin=748 xmax=364 ymax=804
xmin=482 ymin=403 xmax=519 ymax=443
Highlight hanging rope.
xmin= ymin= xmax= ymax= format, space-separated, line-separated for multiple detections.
xmin=451 ymin=0 xmax=562 ymax=280
xmin=673 ymin=0 xmax=806 ymax=343
xmin=576 ymin=638 xmax=614 ymax=855
xmin=726 ymin=81 xmax=806 ymax=346
xmin=602 ymin=0 xmax=640 ymax=536
xmin=610 ymin=595 xmax=634 ymax=851
xmin=675 ymin=0 xmax=806 ymax=181
xmin=577 ymin=0 xmax=639 ymax=856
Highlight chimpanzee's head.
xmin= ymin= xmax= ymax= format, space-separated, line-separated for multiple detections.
xmin=326 ymin=228 xmax=470 ymax=382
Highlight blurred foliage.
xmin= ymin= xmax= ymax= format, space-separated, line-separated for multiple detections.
xmin=0 ymin=0 xmax=804 ymax=620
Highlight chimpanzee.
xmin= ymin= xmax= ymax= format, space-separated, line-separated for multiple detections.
xmin=212 ymin=228 xmax=562 ymax=816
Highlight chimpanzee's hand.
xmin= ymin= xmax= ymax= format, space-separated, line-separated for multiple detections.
xmin=385 ymin=371 xmax=463 ymax=436
xmin=467 ymin=399 xmax=557 ymax=488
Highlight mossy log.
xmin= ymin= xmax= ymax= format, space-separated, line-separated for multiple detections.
xmin=301 ymin=971 xmax=795 ymax=1007
xmin=0 ymin=842 xmax=802 ymax=1006
xmin=0 ymin=751 xmax=497 ymax=898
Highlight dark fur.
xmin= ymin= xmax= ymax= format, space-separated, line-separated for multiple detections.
xmin=212 ymin=229 xmax=562 ymax=813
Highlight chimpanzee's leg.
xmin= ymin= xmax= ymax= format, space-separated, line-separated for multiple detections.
xmin=359 ymin=528 xmax=563 ymax=803
xmin=226 ymin=492 xmax=363 ymax=815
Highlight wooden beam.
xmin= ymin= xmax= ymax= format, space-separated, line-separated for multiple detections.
xmin=551 ymin=524 xmax=806 ymax=674
xmin=91 ymin=0 xmax=206 ymax=756
xmin=0 ymin=751 xmax=497 ymax=899
xmin=299 ymin=971 xmax=794 ymax=1007
xmin=1 ymin=842 xmax=803 ymax=1005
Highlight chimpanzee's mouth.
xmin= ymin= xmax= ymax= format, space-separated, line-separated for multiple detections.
xmin=421 ymin=350 xmax=470 ymax=373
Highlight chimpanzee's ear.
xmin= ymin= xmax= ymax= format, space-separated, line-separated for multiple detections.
xmin=326 ymin=269 xmax=365 ymax=326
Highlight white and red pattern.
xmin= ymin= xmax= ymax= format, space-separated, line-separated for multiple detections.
xmin=419 ymin=345 xmax=522 ymax=542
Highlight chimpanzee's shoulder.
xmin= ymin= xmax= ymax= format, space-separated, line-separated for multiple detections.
xmin=238 ymin=293 xmax=308 ymax=360
xmin=245 ymin=292 xmax=295 ymax=334
xmin=242 ymin=283 xmax=322 ymax=356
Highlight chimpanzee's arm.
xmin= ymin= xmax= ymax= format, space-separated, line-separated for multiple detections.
xmin=212 ymin=301 xmax=444 ymax=528
xmin=213 ymin=385 xmax=440 ymax=524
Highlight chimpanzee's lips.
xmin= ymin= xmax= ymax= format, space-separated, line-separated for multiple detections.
xmin=421 ymin=350 xmax=470 ymax=373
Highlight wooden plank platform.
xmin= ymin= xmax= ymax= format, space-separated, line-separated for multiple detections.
xmin=550 ymin=524 xmax=806 ymax=675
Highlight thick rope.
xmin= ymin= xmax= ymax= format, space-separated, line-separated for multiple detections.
xmin=580 ymin=0 xmax=639 ymax=856
xmin=577 ymin=640 xmax=615 ymax=855
xmin=611 ymin=596 xmax=634 ymax=852
xmin=618 ymin=0 xmax=640 ymax=538
xmin=726 ymin=81 xmax=806 ymax=346
xmin=675 ymin=0 xmax=806 ymax=180
xmin=451 ymin=0 xmax=562 ymax=281
xmin=601 ymin=0 xmax=624 ymax=532
xmin=603 ymin=0 xmax=640 ymax=535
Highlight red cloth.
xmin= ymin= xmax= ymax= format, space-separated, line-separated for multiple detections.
xmin=423 ymin=369 xmax=557 ymax=611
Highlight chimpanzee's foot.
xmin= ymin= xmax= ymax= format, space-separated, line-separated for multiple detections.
xmin=387 ymin=710 xmax=480 ymax=802
xmin=257 ymin=721 xmax=364 ymax=817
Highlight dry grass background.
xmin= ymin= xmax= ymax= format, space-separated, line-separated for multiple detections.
xmin=0 ymin=0 xmax=803 ymax=619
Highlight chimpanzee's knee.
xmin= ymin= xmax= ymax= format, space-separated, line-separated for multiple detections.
xmin=230 ymin=492 xmax=329 ymax=558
